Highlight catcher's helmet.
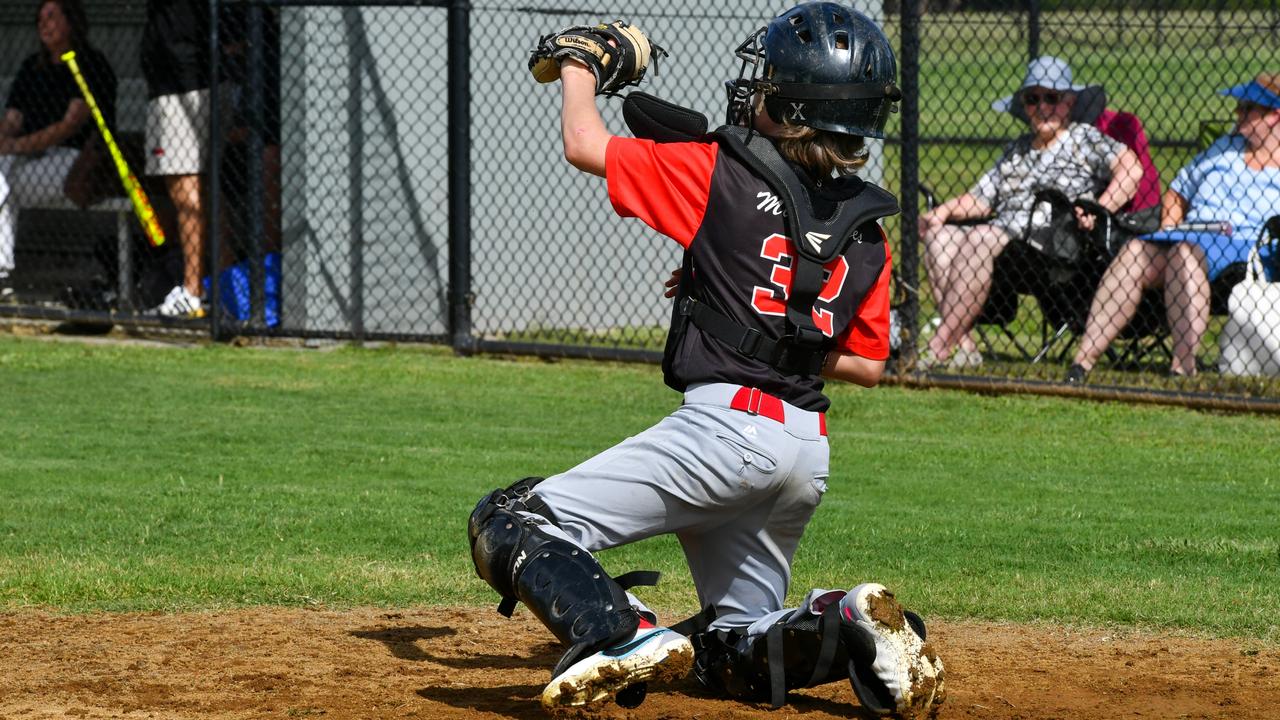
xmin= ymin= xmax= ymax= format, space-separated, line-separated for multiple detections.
xmin=727 ymin=2 xmax=901 ymax=138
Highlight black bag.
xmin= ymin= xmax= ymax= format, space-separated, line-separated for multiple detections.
xmin=1023 ymin=188 xmax=1083 ymax=266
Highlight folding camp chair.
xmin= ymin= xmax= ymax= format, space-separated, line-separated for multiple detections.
xmin=920 ymin=106 xmax=1164 ymax=363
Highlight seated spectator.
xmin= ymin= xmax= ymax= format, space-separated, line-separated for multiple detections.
xmin=0 ymin=0 xmax=116 ymax=298
xmin=918 ymin=56 xmax=1140 ymax=368
xmin=1068 ymin=73 xmax=1280 ymax=381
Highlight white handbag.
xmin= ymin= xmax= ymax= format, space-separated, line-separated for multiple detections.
xmin=1219 ymin=231 xmax=1280 ymax=377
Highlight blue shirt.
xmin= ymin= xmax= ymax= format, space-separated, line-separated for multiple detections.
xmin=1171 ymin=134 xmax=1280 ymax=243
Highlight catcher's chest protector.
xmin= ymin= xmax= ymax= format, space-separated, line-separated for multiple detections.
xmin=661 ymin=126 xmax=899 ymax=385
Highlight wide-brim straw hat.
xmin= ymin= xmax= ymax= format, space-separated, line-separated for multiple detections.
xmin=992 ymin=55 xmax=1107 ymax=124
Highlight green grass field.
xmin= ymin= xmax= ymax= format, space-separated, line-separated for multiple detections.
xmin=1 ymin=335 xmax=1277 ymax=642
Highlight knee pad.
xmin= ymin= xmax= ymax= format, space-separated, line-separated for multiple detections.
xmin=467 ymin=476 xmax=553 ymax=598
xmin=469 ymin=478 xmax=644 ymax=676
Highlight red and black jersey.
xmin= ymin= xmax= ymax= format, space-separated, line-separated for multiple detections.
xmin=606 ymin=136 xmax=893 ymax=412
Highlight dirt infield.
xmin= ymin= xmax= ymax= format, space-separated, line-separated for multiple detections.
xmin=2 ymin=606 xmax=1277 ymax=719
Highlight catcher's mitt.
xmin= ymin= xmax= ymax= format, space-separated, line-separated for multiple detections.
xmin=529 ymin=21 xmax=666 ymax=96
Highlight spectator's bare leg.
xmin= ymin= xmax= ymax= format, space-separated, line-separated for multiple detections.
xmin=1073 ymin=240 xmax=1164 ymax=371
xmin=166 ymin=173 xmax=206 ymax=297
xmin=928 ymin=224 xmax=1009 ymax=359
xmin=1164 ymin=242 xmax=1210 ymax=376
xmin=922 ymin=223 xmax=962 ymax=312
xmin=922 ymin=224 xmax=978 ymax=353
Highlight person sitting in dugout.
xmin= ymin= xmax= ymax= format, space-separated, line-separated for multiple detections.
xmin=468 ymin=3 xmax=945 ymax=718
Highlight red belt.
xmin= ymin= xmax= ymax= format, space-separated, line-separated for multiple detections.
xmin=729 ymin=387 xmax=827 ymax=436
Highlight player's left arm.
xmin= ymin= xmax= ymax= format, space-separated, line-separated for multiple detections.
xmin=560 ymin=59 xmax=612 ymax=176
xmin=822 ymin=239 xmax=893 ymax=387
xmin=823 ymin=351 xmax=885 ymax=388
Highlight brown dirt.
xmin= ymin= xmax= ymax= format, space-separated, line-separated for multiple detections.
xmin=2 ymin=606 xmax=1277 ymax=720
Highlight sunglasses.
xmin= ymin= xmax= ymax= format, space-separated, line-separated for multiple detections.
xmin=1022 ymin=91 xmax=1063 ymax=106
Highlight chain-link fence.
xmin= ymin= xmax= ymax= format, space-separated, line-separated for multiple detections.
xmin=899 ymin=1 xmax=1280 ymax=411
xmin=1 ymin=1 xmax=1278 ymax=409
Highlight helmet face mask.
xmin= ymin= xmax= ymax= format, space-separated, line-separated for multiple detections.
xmin=723 ymin=28 xmax=767 ymax=127
xmin=725 ymin=3 xmax=900 ymax=138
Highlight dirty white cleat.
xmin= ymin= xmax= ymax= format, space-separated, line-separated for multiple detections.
xmin=540 ymin=625 xmax=694 ymax=712
xmin=841 ymin=583 xmax=946 ymax=719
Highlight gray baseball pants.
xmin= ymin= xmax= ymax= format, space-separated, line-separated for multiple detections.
xmin=529 ymin=382 xmax=830 ymax=631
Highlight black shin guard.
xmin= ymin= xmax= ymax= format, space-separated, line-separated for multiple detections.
xmin=469 ymin=479 xmax=642 ymax=676
xmin=689 ymin=602 xmax=876 ymax=709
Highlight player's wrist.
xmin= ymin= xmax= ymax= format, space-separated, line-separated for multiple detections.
xmin=560 ymin=59 xmax=594 ymax=77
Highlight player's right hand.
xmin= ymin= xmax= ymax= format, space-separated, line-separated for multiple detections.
xmin=663 ymin=267 xmax=682 ymax=298
xmin=529 ymin=21 xmax=666 ymax=96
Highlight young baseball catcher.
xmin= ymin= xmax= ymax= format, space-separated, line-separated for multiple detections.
xmin=469 ymin=3 xmax=945 ymax=716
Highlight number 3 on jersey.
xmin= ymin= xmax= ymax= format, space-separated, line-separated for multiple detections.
xmin=751 ymin=233 xmax=848 ymax=336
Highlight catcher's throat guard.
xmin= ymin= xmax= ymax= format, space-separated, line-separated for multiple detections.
xmin=468 ymin=477 xmax=658 ymax=677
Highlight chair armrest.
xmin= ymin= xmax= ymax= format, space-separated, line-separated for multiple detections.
xmin=919 ymin=183 xmax=938 ymax=211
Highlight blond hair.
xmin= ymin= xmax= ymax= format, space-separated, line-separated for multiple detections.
xmin=772 ymin=122 xmax=868 ymax=179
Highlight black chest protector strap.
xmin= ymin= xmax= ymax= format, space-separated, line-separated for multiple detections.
xmin=678 ymin=296 xmax=828 ymax=376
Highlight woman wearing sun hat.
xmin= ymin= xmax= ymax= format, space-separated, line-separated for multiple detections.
xmin=920 ymin=56 xmax=1140 ymax=368
xmin=1069 ymin=73 xmax=1280 ymax=381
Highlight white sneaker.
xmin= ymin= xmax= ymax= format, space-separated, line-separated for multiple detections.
xmin=841 ymin=583 xmax=946 ymax=717
xmin=152 ymin=285 xmax=205 ymax=318
xmin=540 ymin=625 xmax=694 ymax=712
xmin=951 ymin=347 xmax=984 ymax=370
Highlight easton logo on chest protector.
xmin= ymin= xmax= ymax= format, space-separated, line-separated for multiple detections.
xmin=804 ymin=231 xmax=830 ymax=253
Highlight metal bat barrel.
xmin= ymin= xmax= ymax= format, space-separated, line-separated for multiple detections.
xmin=61 ymin=50 xmax=166 ymax=248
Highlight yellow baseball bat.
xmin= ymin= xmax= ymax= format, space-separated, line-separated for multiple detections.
xmin=62 ymin=50 xmax=165 ymax=247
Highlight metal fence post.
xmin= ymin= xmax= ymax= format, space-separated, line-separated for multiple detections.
xmin=1027 ymin=0 xmax=1041 ymax=62
xmin=898 ymin=0 xmax=922 ymax=369
xmin=344 ymin=7 xmax=366 ymax=341
xmin=210 ymin=0 xmax=224 ymax=341
xmin=447 ymin=0 xmax=474 ymax=354
xmin=247 ymin=2 xmax=267 ymax=327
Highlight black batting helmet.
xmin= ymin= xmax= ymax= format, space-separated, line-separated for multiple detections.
xmin=726 ymin=2 xmax=901 ymax=138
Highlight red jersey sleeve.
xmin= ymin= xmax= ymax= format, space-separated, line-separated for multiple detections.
xmin=836 ymin=232 xmax=893 ymax=360
xmin=606 ymin=137 xmax=718 ymax=249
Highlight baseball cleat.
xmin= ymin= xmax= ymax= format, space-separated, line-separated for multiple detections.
xmin=540 ymin=625 xmax=694 ymax=712
xmin=152 ymin=285 xmax=206 ymax=318
xmin=841 ymin=583 xmax=946 ymax=719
